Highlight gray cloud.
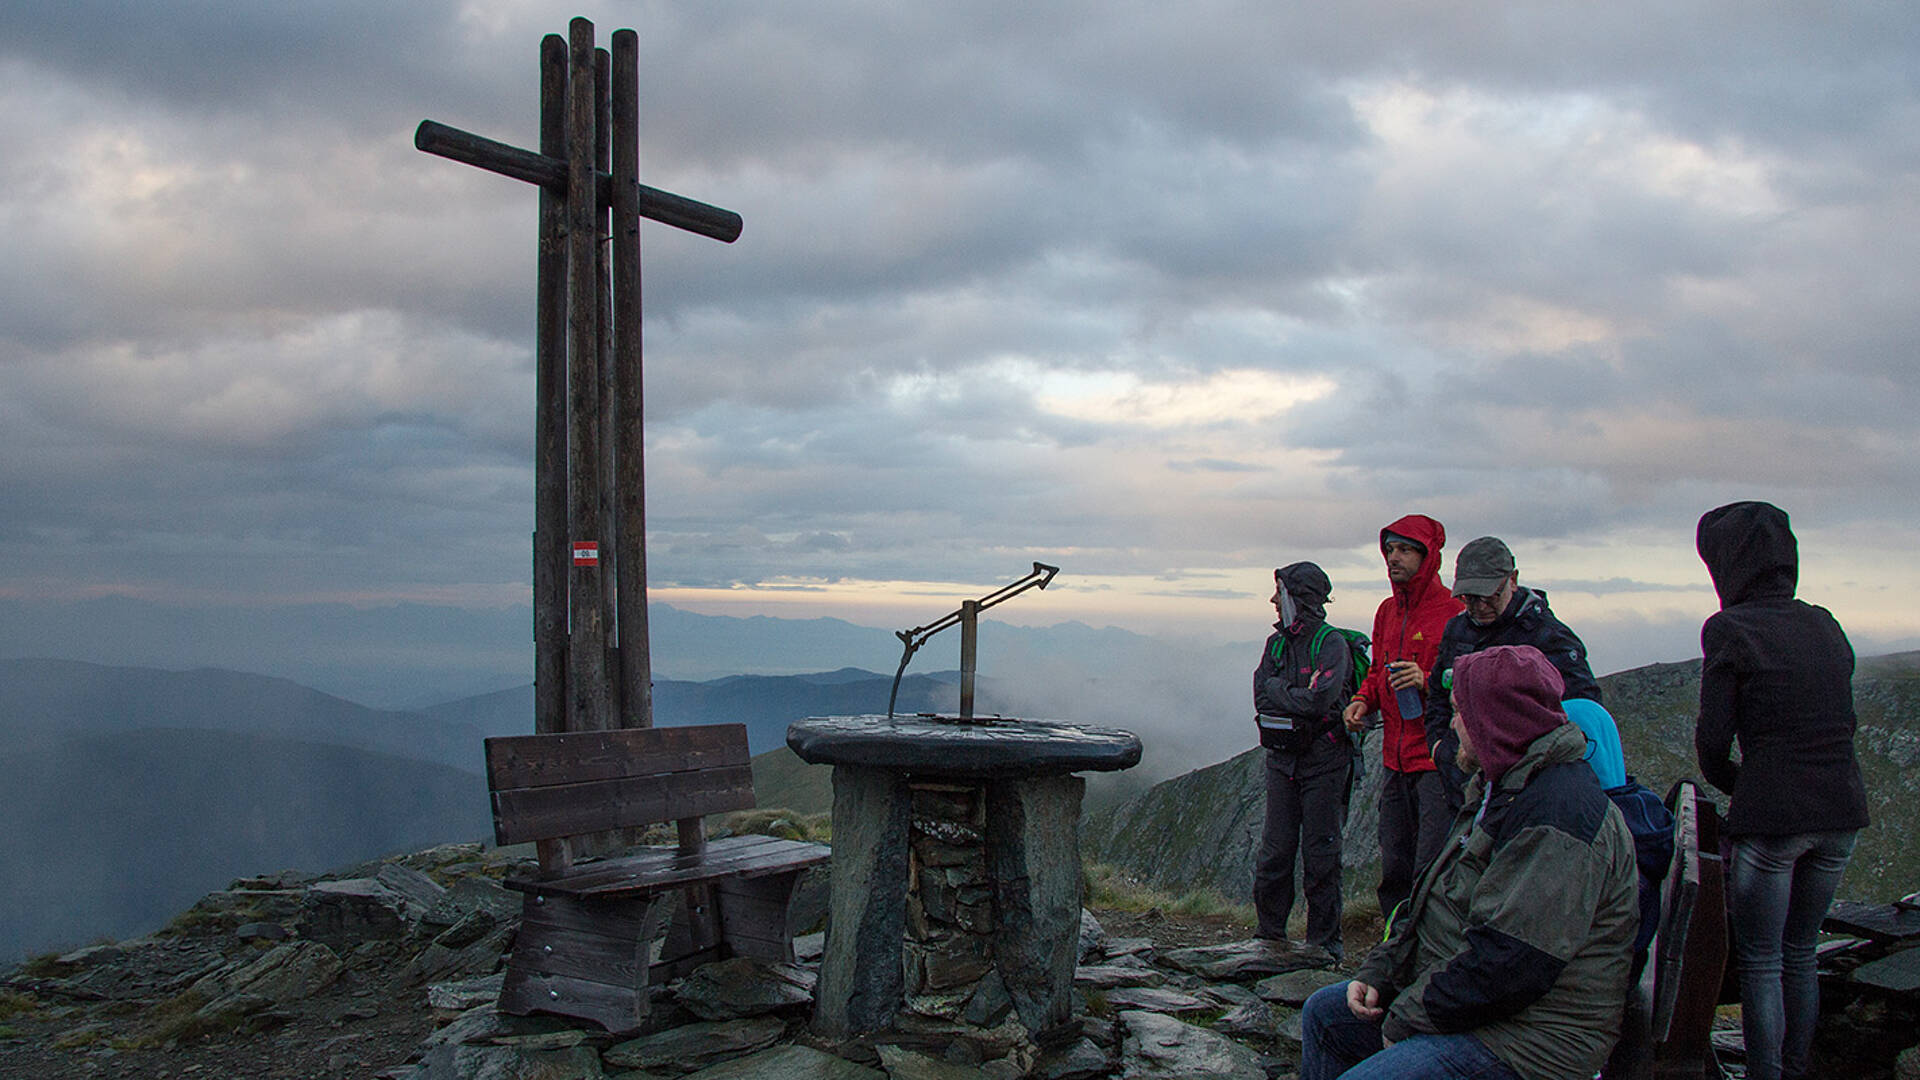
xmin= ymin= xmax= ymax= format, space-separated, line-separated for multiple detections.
xmin=0 ymin=0 xmax=1914 ymax=671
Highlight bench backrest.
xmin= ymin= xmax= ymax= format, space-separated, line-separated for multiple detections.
xmin=1648 ymin=780 xmax=1727 ymax=1076
xmin=484 ymin=723 xmax=756 ymax=847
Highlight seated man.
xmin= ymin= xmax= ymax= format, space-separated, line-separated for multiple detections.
xmin=1300 ymin=645 xmax=1639 ymax=1080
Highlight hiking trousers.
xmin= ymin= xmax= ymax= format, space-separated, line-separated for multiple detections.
xmin=1376 ymin=767 xmax=1450 ymax=926
xmin=1255 ymin=741 xmax=1351 ymax=955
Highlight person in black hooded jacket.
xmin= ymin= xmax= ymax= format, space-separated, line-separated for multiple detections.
xmin=1695 ymin=501 xmax=1869 ymax=1080
xmin=1253 ymin=562 xmax=1354 ymax=957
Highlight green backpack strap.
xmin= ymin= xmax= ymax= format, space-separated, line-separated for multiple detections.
xmin=1308 ymin=622 xmax=1334 ymax=665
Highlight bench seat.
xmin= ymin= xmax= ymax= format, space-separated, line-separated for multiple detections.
xmin=503 ymin=833 xmax=829 ymax=899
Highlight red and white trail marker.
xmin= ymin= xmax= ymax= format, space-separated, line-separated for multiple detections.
xmin=572 ymin=541 xmax=599 ymax=567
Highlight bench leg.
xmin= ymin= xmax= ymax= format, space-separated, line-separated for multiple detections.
xmin=717 ymin=870 xmax=805 ymax=963
xmin=499 ymin=889 xmax=671 ymax=1035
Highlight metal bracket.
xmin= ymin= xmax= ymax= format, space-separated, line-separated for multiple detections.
xmin=886 ymin=562 xmax=1060 ymax=719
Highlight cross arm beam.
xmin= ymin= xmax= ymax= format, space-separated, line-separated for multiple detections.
xmin=415 ymin=119 xmax=742 ymax=244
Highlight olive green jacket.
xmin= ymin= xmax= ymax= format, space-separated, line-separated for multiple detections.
xmin=1354 ymin=723 xmax=1639 ymax=1080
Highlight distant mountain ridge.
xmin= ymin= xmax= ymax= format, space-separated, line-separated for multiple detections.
xmin=0 ymin=595 xmax=1217 ymax=707
xmin=0 ymin=658 xmax=967 ymax=960
xmin=0 ymin=727 xmax=488 ymax=962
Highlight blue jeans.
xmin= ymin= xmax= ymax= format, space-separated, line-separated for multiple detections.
xmin=1300 ymin=982 xmax=1520 ymax=1080
xmin=1729 ymin=830 xmax=1856 ymax=1080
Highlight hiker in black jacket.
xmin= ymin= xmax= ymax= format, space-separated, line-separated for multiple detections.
xmin=1425 ymin=536 xmax=1601 ymax=809
xmin=1253 ymin=562 xmax=1354 ymax=958
xmin=1695 ymin=501 xmax=1869 ymax=1080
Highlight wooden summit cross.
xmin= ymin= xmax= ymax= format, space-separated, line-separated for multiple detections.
xmin=416 ymin=17 xmax=741 ymax=871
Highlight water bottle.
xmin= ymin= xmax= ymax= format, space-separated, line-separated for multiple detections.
xmin=1396 ymin=685 xmax=1424 ymax=721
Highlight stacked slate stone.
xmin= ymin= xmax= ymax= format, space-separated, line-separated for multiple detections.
xmin=902 ymin=782 xmax=1008 ymax=1026
xmin=1795 ymin=894 xmax=1920 ymax=1078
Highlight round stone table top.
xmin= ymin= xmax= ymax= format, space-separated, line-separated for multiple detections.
xmin=786 ymin=714 xmax=1142 ymax=779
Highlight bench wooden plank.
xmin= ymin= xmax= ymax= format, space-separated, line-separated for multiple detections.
xmin=1650 ymin=783 xmax=1727 ymax=1078
xmin=718 ymin=872 xmax=806 ymax=963
xmin=491 ymin=764 xmax=757 ymax=846
xmin=1649 ymin=787 xmax=1701 ymax=1044
xmin=499 ymin=966 xmax=646 ymax=1034
xmin=512 ymin=908 xmax=659 ymax=987
xmin=505 ymin=834 xmax=830 ymax=897
xmin=511 ymin=889 xmax=659 ymax=940
xmin=486 ymin=724 xmax=750 ymax=789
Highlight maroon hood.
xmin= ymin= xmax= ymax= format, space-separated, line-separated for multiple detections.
xmin=1380 ymin=513 xmax=1448 ymax=609
xmin=1452 ymin=645 xmax=1567 ymax=784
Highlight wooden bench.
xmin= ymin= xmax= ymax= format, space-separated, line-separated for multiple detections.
xmin=485 ymin=723 xmax=831 ymax=1033
xmin=1605 ymin=780 xmax=1729 ymax=1079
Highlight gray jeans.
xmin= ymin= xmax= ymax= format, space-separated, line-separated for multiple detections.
xmin=1729 ymin=829 xmax=1857 ymax=1080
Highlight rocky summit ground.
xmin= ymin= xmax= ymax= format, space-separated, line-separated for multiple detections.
xmin=0 ymin=843 xmax=1375 ymax=1080
xmin=8 ymin=841 xmax=1911 ymax=1079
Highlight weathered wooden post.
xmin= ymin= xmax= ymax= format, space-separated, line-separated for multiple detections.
xmin=416 ymin=16 xmax=741 ymax=867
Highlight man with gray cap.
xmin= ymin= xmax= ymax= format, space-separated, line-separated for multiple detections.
xmin=1253 ymin=562 xmax=1356 ymax=956
xmin=1424 ymin=536 xmax=1602 ymax=808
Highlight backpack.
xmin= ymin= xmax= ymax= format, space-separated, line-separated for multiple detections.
xmin=1604 ymin=775 xmax=1675 ymax=968
xmin=1310 ymin=623 xmax=1371 ymax=700
xmin=1258 ymin=624 xmax=1370 ymax=752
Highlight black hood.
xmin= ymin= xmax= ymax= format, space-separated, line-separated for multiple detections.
xmin=1275 ymin=561 xmax=1332 ymax=622
xmin=1697 ymin=500 xmax=1798 ymax=608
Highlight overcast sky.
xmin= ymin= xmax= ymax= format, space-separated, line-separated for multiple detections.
xmin=2 ymin=1 xmax=1916 ymax=692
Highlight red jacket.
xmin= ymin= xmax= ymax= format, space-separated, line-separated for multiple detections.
xmin=1353 ymin=514 xmax=1464 ymax=774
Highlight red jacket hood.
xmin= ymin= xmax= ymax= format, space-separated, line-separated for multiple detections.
xmin=1380 ymin=513 xmax=1448 ymax=609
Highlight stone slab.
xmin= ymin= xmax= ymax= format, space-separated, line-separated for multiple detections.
xmin=1825 ymin=901 xmax=1920 ymax=943
xmin=604 ymin=1017 xmax=788 ymax=1073
xmin=680 ymin=1044 xmax=883 ymax=1080
xmin=1103 ymin=986 xmax=1206 ymax=1014
xmin=427 ymin=973 xmax=504 ymax=1012
xmin=1103 ymin=938 xmax=1155 ymax=962
xmin=1073 ymin=964 xmax=1165 ymax=991
xmin=1211 ymin=1000 xmax=1275 ymax=1039
xmin=1854 ymin=945 xmax=1920 ymax=994
xmin=1159 ymin=939 xmax=1333 ymax=982
xmin=986 ymin=774 xmax=1084 ymax=1034
xmin=1117 ymin=1010 xmax=1264 ymax=1079
xmin=1254 ymin=969 xmax=1337 ymax=1006
xmin=813 ymin=766 xmax=911 ymax=1037
xmin=677 ymin=957 xmax=816 ymax=1020
xmin=787 ymin=716 xmax=1141 ymax=778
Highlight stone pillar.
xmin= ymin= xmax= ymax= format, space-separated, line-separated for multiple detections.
xmin=986 ymin=774 xmax=1085 ymax=1034
xmin=813 ymin=765 xmax=910 ymax=1037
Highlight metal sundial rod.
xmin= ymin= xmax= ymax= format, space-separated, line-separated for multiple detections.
xmin=884 ymin=562 xmax=1061 ymax=719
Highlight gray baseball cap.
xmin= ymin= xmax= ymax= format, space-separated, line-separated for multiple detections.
xmin=1452 ymin=536 xmax=1516 ymax=597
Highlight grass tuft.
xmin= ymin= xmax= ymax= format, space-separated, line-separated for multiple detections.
xmin=1084 ymin=862 xmax=1255 ymax=923
xmin=0 ymin=991 xmax=40 ymax=1021
xmin=14 ymin=954 xmax=66 ymax=979
xmin=719 ymin=808 xmax=832 ymax=844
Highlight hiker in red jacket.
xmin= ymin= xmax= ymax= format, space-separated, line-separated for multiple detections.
xmin=1342 ymin=514 xmax=1464 ymax=924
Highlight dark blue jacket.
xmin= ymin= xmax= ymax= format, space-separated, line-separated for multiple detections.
xmin=1425 ymin=587 xmax=1599 ymax=798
